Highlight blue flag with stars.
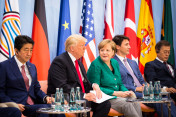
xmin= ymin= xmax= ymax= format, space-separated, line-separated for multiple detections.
xmin=57 ymin=0 xmax=71 ymax=56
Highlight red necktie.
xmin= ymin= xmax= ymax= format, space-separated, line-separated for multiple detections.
xmin=75 ymin=60 xmax=85 ymax=93
xmin=21 ymin=65 xmax=34 ymax=105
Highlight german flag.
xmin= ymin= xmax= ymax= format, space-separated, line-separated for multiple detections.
xmin=30 ymin=0 xmax=50 ymax=81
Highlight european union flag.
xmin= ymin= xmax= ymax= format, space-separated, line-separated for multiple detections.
xmin=57 ymin=0 xmax=71 ymax=56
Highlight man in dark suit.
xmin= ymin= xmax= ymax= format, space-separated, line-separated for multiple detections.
xmin=144 ymin=40 xmax=176 ymax=102
xmin=0 ymin=35 xmax=64 ymax=117
xmin=47 ymin=34 xmax=111 ymax=117
xmin=113 ymin=35 xmax=176 ymax=117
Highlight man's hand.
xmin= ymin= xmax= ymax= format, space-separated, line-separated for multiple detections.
xmin=166 ymin=87 xmax=176 ymax=93
xmin=92 ymin=83 xmax=102 ymax=99
xmin=46 ymin=96 xmax=51 ymax=104
xmin=84 ymin=93 xmax=96 ymax=102
xmin=136 ymin=86 xmax=144 ymax=92
xmin=17 ymin=104 xmax=25 ymax=112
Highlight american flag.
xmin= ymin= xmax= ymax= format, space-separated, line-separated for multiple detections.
xmin=80 ymin=0 xmax=96 ymax=71
xmin=0 ymin=0 xmax=21 ymax=62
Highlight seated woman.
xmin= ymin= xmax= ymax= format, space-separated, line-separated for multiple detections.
xmin=87 ymin=39 xmax=142 ymax=117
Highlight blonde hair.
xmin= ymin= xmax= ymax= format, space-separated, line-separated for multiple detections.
xmin=98 ymin=39 xmax=117 ymax=54
xmin=65 ymin=34 xmax=87 ymax=51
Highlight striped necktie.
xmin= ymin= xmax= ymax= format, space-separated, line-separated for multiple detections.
xmin=21 ymin=65 xmax=34 ymax=105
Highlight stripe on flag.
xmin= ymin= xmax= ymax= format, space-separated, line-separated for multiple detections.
xmin=30 ymin=0 xmax=50 ymax=81
xmin=103 ymin=0 xmax=114 ymax=40
xmin=137 ymin=0 xmax=156 ymax=74
xmin=80 ymin=0 xmax=96 ymax=72
xmin=0 ymin=0 xmax=21 ymax=62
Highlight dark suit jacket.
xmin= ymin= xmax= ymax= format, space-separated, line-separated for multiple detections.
xmin=47 ymin=52 xmax=92 ymax=96
xmin=0 ymin=57 xmax=46 ymax=104
xmin=113 ymin=55 xmax=145 ymax=98
xmin=144 ymin=59 xmax=176 ymax=88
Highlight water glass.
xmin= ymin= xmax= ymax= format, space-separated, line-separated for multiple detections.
xmin=64 ymin=93 xmax=70 ymax=111
xmin=51 ymin=94 xmax=56 ymax=110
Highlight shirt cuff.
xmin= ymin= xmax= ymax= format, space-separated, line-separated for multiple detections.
xmin=43 ymin=95 xmax=48 ymax=103
xmin=83 ymin=93 xmax=86 ymax=99
xmin=162 ymin=86 xmax=168 ymax=92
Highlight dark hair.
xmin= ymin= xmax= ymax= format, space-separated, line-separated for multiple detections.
xmin=112 ymin=35 xmax=130 ymax=46
xmin=155 ymin=40 xmax=170 ymax=53
xmin=14 ymin=35 xmax=34 ymax=51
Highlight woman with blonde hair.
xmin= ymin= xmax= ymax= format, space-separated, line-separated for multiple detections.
xmin=87 ymin=39 xmax=142 ymax=117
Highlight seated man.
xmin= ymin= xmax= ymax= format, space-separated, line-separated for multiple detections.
xmin=113 ymin=35 xmax=176 ymax=117
xmin=144 ymin=40 xmax=176 ymax=102
xmin=0 ymin=35 xmax=64 ymax=117
xmin=47 ymin=34 xmax=111 ymax=117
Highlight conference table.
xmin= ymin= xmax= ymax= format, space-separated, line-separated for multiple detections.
xmin=127 ymin=98 xmax=172 ymax=117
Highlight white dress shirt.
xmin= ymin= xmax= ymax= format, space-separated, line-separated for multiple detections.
xmin=14 ymin=56 xmax=32 ymax=86
xmin=68 ymin=52 xmax=85 ymax=81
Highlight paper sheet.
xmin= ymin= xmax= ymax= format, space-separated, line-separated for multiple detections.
xmin=90 ymin=90 xmax=115 ymax=103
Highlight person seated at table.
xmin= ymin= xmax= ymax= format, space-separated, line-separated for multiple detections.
xmin=47 ymin=34 xmax=111 ymax=117
xmin=87 ymin=39 xmax=142 ymax=117
xmin=112 ymin=35 xmax=176 ymax=117
xmin=0 ymin=35 xmax=65 ymax=117
xmin=144 ymin=40 xmax=176 ymax=103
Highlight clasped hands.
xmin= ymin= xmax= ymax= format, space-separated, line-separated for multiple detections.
xmin=113 ymin=91 xmax=136 ymax=98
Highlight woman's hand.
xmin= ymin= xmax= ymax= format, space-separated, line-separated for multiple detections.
xmin=92 ymin=83 xmax=102 ymax=99
xmin=113 ymin=91 xmax=132 ymax=98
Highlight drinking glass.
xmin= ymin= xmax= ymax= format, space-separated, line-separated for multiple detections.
xmin=55 ymin=92 xmax=61 ymax=111
xmin=64 ymin=93 xmax=70 ymax=111
xmin=51 ymin=94 xmax=56 ymax=110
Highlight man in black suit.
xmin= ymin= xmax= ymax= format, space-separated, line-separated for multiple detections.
xmin=144 ymin=40 xmax=176 ymax=102
xmin=47 ymin=34 xmax=111 ymax=117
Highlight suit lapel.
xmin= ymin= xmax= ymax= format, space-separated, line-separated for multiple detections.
xmin=65 ymin=52 xmax=81 ymax=85
xmin=26 ymin=62 xmax=33 ymax=91
xmin=10 ymin=57 xmax=27 ymax=90
xmin=127 ymin=59 xmax=138 ymax=77
xmin=98 ymin=57 xmax=114 ymax=76
xmin=114 ymin=56 xmax=131 ymax=75
xmin=155 ymin=59 xmax=172 ymax=77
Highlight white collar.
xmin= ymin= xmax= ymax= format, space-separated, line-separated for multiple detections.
xmin=156 ymin=57 xmax=165 ymax=63
xmin=14 ymin=56 xmax=26 ymax=68
xmin=68 ymin=52 xmax=77 ymax=64
xmin=115 ymin=54 xmax=126 ymax=63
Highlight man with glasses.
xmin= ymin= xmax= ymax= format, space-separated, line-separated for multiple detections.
xmin=144 ymin=40 xmax=176 ymax=102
